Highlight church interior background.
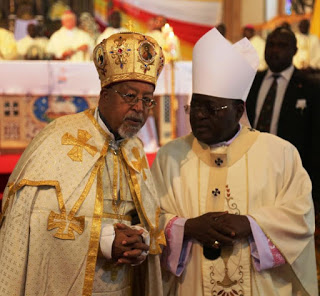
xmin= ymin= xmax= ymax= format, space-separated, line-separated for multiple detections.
xmin=0 ymin=0 xmax=319 ymax=290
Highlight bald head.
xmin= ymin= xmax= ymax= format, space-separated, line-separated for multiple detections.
xmin=61 ymin=11 xmax=76 ymax=30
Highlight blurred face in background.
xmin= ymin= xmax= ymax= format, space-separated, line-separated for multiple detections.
xmin=265 ymin=28 xmax=297 ymax=73
xmin=62 ymin=13 xmax=76 ymax=30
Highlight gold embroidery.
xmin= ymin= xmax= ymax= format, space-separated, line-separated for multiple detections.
xmin=225 ymin=184 xmax=240 ymax=215
xmin=47 ymin=211 xmax=85 ymax=239
xmin=149 ymin=207 xmax=166 ymax=251
xmin=110 ymin=36 xmax=131 ymax=69
xmin=82 ymin=155 xmax=106 ymax=296
xmin=112 ymin=150 xmax=119 ymax=205
xmin=104 ymin=263 xmax=122 ymax=281
xmin=217 ymin=247 xmax=237 ymax=288
xmin=102 ymin=213 xmax=132 ymax=222
xmin=131 ymin=146 xmax=148 ymax=181
xmin=121 ymin=148 xmax=164 ymax=254
xmin=62 ymin=129 xmax=98 ymax=162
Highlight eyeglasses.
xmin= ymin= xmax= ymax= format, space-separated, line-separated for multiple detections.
xmin=184 ymin=103 xmax=228 ymax=115
xmin=110 ymin=88 xmax=156 ymax=109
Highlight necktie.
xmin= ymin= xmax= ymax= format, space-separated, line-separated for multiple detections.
xmin=256 ymin=74 xmax=280 ymax=132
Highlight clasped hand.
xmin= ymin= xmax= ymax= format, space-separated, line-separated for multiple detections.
xmin=184 ymin=212 xmax=251 ymax=247
xmin=112 ymin=223 xmax=149 ymax=265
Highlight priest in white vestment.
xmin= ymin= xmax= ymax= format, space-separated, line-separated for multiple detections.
xmin=17 ymin=23 xmax=48 ymax=59
xmin=0 ymin=32 xmax=166 ymax=296
xmin=0 ymin=27 xmax=17 ymax=60
xmin=293 ymin=19 xmax=320 ymax=69
xmin=151 ymin=28 xmax=318 ymax=296
xmin=46 ymin=10 xmax=94 ymax=61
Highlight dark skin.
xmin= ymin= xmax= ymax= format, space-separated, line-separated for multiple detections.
xmin=298 ymin=19 xmax=310 ymax=35
xmin=185 ymin=94 xmax=252 ymax=247
xmin=242 ymin=27 xmax=255 ymax=39
xmin=112 ymin=224 xmax=149 ymax=265
xmin=98 ymin=80 xmax=154 ymax=264
xmin=265 ymin=28 xmax=297 ymax=73
xmin=108 ymin=11 xmax=121 ymax=29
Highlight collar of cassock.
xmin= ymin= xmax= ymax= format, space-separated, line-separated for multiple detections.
xmin=191 ymin=124 xmax=259 ymax=168
xmin=95 ymin=108 xmax=124 ymax=150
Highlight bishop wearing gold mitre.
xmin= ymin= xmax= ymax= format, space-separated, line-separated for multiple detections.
xmin=0 ymin=31 xmax=165 ymax=296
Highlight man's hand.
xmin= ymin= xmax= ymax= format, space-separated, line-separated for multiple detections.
xmin=184 ymin=212 xmax=235 ymax=247
xmin=112 ymin=223 xmax=149 ymax=265
xmin=214 ymin=214 xmax=252 ymax=239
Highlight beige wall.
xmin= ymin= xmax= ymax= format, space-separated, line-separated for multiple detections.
xmin=241 ymin=0 xmax=265 ymax=27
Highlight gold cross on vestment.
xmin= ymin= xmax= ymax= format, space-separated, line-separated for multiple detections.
xmin=62 ymin=129 xmax=98 ymax=162
xmin=131 ymin=147 xmax=148 ymax=180
xmin=47 ymin=211 xmax=85 ymax=239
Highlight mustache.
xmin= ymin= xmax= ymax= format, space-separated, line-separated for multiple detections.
xmin=123 ymin=112 xmax=144 ymax=123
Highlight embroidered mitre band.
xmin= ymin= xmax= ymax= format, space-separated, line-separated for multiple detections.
xmin=93 ymin=32 xmax=165 ymax=88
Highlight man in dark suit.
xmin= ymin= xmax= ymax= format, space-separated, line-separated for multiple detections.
xmin=247 ymin=27 xmax=320 ymax=213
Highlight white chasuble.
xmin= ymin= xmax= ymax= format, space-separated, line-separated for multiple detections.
xmin=0 ymin=109 xmax=164 ymax=296
xmin=152 ymin=127 xmax=317 ymax=296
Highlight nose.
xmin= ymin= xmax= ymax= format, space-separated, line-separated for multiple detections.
xmin=194 ymin=108 xmax=208 ymax=118
xmin=131 ymin=97 xmax=144 ymax=112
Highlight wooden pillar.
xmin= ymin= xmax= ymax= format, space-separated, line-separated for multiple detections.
xmin=223 ymin=0 xmax=242 ymax=42
xmin=278 ymin=0 xmax=285 ymax=16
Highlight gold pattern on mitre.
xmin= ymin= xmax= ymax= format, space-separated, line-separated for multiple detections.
xmin=93 ymin=32 xmax=165 ymax=88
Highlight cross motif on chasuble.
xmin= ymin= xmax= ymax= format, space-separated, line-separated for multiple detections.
xmin=47 ymin=211 xmax=85 ymax=239
xmin=61 ymin=129 xmax=98 ymax=162
xmin=215 ymin=158 xmax=224 ymax=166
xmin=131 ymin=147 xmax=148 ymax=181
xmin=212 ymin=188 xmax=221 ymax=197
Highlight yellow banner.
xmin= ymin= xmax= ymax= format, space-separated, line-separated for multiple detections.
xmin=310 ymin=0 xmax=320 ymax=38
xmin=94 ymin=0 xmax=108 ymax=23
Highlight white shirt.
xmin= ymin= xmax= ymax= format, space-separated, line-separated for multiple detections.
xmin=253 ymin=65 xmax=294 ymax=135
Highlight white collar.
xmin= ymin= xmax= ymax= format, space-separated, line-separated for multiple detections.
xmin=266 ymin=64 xmax=294 ymax=81
xmin=94 ymin=108 xmax=115 ymax=140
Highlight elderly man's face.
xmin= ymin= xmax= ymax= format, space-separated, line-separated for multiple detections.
xmin=99 ymin=81 xmax=154 ymax=138
xmin=190 ymin=94 xmax=243 ymax=145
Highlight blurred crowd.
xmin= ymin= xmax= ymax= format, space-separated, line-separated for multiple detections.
xmin=2 ymin=8 xmax=319 ymax=71
xmin=0 ymin=10 xmax=181 ymax=62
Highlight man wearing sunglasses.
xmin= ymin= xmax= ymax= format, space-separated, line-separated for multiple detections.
xmin=152 ymin=28 xmax=317 ymax=295
xmin=0 ymin=32 xmax=165 ymax=296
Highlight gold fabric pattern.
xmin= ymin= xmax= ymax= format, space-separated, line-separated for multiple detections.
xmin=121 ymin=149 xmax=165 ymax=254
xmin=109 ymin=35 xmax=131 ymax=69
xmin=0 ymin=109 xmax=164 ymax=295
xmin=47 ymin=211 xmax=85 ymax=239
xmin=62 ymin=129 xmax=98 ymax=162
xmin=131 ymin=146 xmax=148 ymax=181
xmin=93 ymin=32 xmax=165 ymax=88
xmin=82 ymin=155 xmax=106 ymax=296
xmin=102 ymin=213 xmax=132 ymax=222
xmin=225 ymin=184 xmax=240 ymax=215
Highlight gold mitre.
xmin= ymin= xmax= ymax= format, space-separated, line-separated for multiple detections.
xmin=93 ymin=32 xmax=165 ymax=88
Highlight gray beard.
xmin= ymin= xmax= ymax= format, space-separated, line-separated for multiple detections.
xmin=118 ymin=122 xmax=142 ymax=138
xmin=118 ymin=113 xmax=145 ymax=138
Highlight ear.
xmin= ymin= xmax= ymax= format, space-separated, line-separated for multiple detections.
xmin=100 ymin=87 xmax=109 ymax=101
xmin=235 ymin=102 xmax=245 ymax=122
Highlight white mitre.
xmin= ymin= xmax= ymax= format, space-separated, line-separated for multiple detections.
xmin=192 ymin=28 xmax=259 ymax=101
